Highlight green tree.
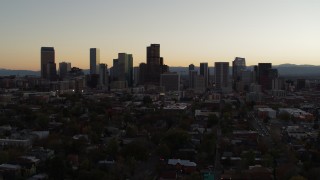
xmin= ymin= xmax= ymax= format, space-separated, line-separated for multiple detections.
xmin=143 ymin=96 xmax=152 ymax=105
xmin=46 ymin=156 xmax=67 ymax=179
xmin=279 ymin=112 xmax=290 ymax=121
xmin=121 ymin=140 xmax=149 ymax=161
xmin=207 ymin=114 xmax=219 ymax=127
xmin=35 ymin=113 xmax=49 ymax=129
xmin=157 ymin=143 xmax=171 ymax=159
xmin=199 ymin=133 xmax=216 ymax=155
xmin=161 ymin=129 xmax=190 ymax=151
xmin=106 ymin=138 xmax=119 ymax=158
xmin=126 ymin=124 xmax=138 ymax=137
xmin=0 ymin=151 xmax=9 ymax=164
xmin=242 ymin=150 xmax=255 ymax=166
xmin=262 ymin=154 xmax=273 ymax=167
xmin=78 ymin=169 xmax=107 ymax=180
xmin=79 ymin=158 xmax=92 ymax=170
xmin=184 ymin=172 xmax=202 ymax=180
xmin=290 ymin=175 xmax=307 ymax=180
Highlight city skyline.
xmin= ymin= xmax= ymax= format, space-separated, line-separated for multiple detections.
xmin=1 ymin=1 xmax=320 ymax=70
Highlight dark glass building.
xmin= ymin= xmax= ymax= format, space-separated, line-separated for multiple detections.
xmin=41 ymin=47 xmax=55 ymax=79
xmin=90 ymin=48 xmax=100 ymax=75
xmin=144 ymin=44 xmax=168 ymax=85
xmin=200 ymin=62 xmax=209 ymax=87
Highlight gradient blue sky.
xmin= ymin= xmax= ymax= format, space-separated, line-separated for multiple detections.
xmin=1 ymin=0 xmax=320 ymax=70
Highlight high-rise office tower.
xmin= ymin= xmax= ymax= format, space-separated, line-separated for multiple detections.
xmin=253 ymin=65 xmax=258 ymax=83
xmin=99 ymin=63 xmax=108 ymax=87
xmin=146 ymin=44 xmax=161 ymax=84
xmin=46 ymin=62 xmax=57 ymax=81
xmin=258 ymin=63 xmax=275 ymax=90
xmin=41 ymin=47 xmax=55 ymax=79
xmin=214 ymin=62 xmax=229 ymax=90
xmin=125 ymin=54 xmax=133 ymax=87
xmin=232 ymin=57 xmax=246 ymax=82
xmin=258 ymin=63 xmax=272 ymax=83
xmin=194 ymin=75 xmax=206 ymax=93
xmin=188 ymin=64 xmax=195 ymax=88
xmin=112 ymin=53 xmax=133 ymax=87
xmin=266 ymin=68 xmax=278 ymax=90
xmin=138 ymin=63 xmax=147 ymax=85
xmin=133 ymin=67 xmax=140 ymax=86
xmin=160 ymin=73 xmax=180 ymax=92
xmin=144 ymin=44 xmax=168 ymax=85
xmin=240 ymin=70 xmax=254 ymax=86
xmin=147 ymin=44 xmax=161 ymax=65
xmin=200 ymin=62 xmax=209 ymax=87
xmin=272 ymin=78 xmax=285 ymax=90
xmin=110 ymin=59 xmax=119 ymax=80
xmin=189 ymin=70 xmax=198 ymax=89
xmin=90 ymin=48 xmax=100 ymax=75
xmin=189 ymin=64 xmax=195 ymax=71
xmin=59 ymin=62 xmax=71 ymax=79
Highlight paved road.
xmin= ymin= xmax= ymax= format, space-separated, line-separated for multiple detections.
xmin=248 ymin=112 xmax=270 ymax=137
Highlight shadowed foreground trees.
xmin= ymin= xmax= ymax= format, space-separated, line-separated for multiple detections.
xmin=161 ymin=129 xmax=191 ymax=152
xmin=121 ymin=140 xmax=149 ymax=161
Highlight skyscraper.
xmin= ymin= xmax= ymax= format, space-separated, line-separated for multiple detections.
xmin=41 ymin=47 xmax=55 ymax=79
xmin=133 ymin=66 xmax=140 ymax=86
xmin=99 ymin=63 xmax=108 ymax=87
xmin=47 ymin=62 xmax=57 ymax=81
xmin=147 ymin=44 xmax=161 ymax=65
xmin=266 ymin=68 xmax=278 ymax=90
xmin=194 ymin=75 xmax=206 ymax=93
xmin=189 ymin=64 xmax=195 ymax=71
xmin=214 ymin=62 xmax=229 ymax=90
xmin=200 ymin=62 xmax=209 ymax=87
xmin=258 ymin=63 xmax=275 ymax=90
xmin=188 ymin=64 xmax=196 ymax=89
xmin=240 ymin=70 xmax=253 ymax=89
xmin=144 ymin=44 xmax=168 ymax=85
xmin=90 ymin=48 xmax=100 ymax=75
xmin=160 ymin=73 xmax=180 ymax=92
xmin=59 ymin=62 xmax=71 ymax=79
xmin=189 ymin=70 xmax=198 ymax=89
xmin=111 ymin=53 xmax=133 ymax=87
xmin=232 ymin=57 xmax=246 ymax=82
xmin=146 ymin=44 xmax=161 ymax=84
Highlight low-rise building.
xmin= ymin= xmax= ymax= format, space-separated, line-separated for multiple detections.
xmin=257 ymin=108 xmax=276 ymax=119
xmin=286 ymin=126 xmax=308 ymax=140
xmin=0 ymin=139 xmax=31 ymax=148
xmin=167 ymin=159 xmax=197 ymax=174
xmin=278 ymin=108 xmax=314 ymax=121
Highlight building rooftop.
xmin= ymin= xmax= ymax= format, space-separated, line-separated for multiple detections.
xmin=168 ymin=159 xmax=197 ymax=167
xmin=41 ymin=47 xmax=54 ymax=51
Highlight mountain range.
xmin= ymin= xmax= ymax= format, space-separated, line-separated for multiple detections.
xmin=1 ymin=64 xmax=320 ymax=77
xmin=171 ymin=64 xmax=320 ymax=77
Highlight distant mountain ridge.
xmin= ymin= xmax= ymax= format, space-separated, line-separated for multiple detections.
xmin=170 ymin=64 xmax=320 ymax=76
xmin=1 ymin=64 xmax=320 ymax=77
xmin=0 ymin=69 xmax=40 ymax=76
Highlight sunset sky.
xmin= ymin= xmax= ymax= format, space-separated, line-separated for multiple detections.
xmin=1 ymin=0 xmax=320 ymax=70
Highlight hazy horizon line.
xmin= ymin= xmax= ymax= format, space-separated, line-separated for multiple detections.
xmin=1 ymin=63 xmax=320 ymax=71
